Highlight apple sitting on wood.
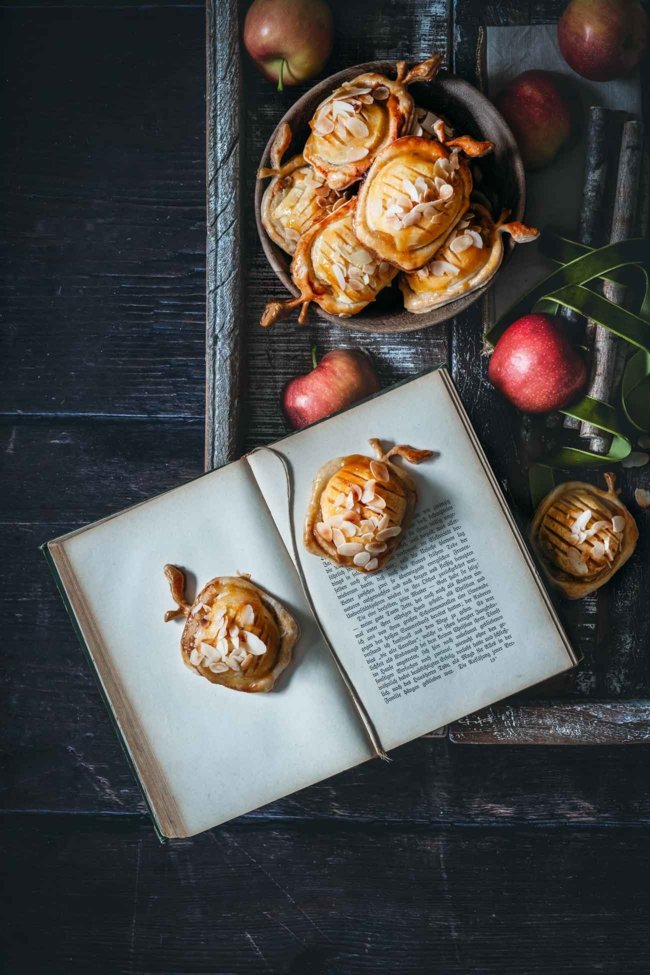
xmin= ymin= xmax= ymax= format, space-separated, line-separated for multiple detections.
xmin=283 ymin=348 xmax=381 ymax=430
xmin=244 ymin=0 xmax=333 ymax=91
xmin=495 ymin=70 xmax=574 ymax=170
xmin=488 ymin=314 xmax=588 ymax=414
xmin=558 ymin=0 xmax=648 ymax=81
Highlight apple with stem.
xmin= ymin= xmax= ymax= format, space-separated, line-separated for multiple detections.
xmin=488 ymin=314 xmax=588 ymax=413
xmin=283 ymin=347 xmax=381 ymax=430
xmin=558 ymin=0 xmax=648 ymax=82
xmin=495 ymin=71 xmax=575 ymax=170
xmin=244 ymin=0 xmax=334 ymax=91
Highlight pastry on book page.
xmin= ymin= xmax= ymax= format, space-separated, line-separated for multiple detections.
xmin=304 ymin=438 xmax=434 ymax=573
xmin=164 ymin=567 xmax=299 ymax=693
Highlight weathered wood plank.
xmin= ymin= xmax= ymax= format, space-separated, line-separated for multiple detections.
xmin=0 ymin=7 xmax=206 ymax=420
xmin=4 ymin=817 xmax=650 ymax=974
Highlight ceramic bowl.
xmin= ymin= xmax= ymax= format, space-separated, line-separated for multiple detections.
xmin=254 ymin=60 xmax=525 ymax=334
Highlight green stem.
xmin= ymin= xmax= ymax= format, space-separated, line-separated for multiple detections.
xmin=311 ymin=345 xmax=318 ymax=370
xmin=277 ymin=58 xmax=286 ymax=92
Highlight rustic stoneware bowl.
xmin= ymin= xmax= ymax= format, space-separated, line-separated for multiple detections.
xmin=255 ymin=60 xmax=525 ymax=334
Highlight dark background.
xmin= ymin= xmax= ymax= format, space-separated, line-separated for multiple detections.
xmin=2 ymin=1 xmax=650 ymax=972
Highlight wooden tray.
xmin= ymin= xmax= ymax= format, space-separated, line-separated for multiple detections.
xmin=206 ymin=0 xmax=650 ymax=744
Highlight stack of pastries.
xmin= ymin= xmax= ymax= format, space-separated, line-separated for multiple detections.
xmin=258 ymin=55 xmax=538 ymax=326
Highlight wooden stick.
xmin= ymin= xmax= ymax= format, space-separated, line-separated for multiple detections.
xmin=580 ymin=120 xmax=643 ymax=452
xmin=563 ymin=107 xmax=613 ymax=431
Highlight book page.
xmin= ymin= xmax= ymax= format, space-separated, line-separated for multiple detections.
xmin=50 ymin=460 xmax=373 ymax=837
xmin=248 ymin=369 xmax=575 ymax=752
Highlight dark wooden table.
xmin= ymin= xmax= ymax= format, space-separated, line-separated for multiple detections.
xmin=2 ymin=2 xmax=649 ymax=972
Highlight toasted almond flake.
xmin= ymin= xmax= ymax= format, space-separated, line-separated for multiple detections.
xmin=350 ymin=248 xmax=373 ymax=267
xmin=345 ymin=491 xmax=356 ymax=509
xmin=332 ymin=264 xmax=347 ymax=291
xmin=332 ymin=527 xmax=346 ymax=548
xmin=402 ymin=177 xmax=420 ymax=203
xmin=621 ymin=451 xmax=649 ymax=468
xmin=567 ymin=548 xmax=589 ymax=576
xmin=433 ymin=119 xmax=446 ymax=141
xmin=378 ymin=513 xmax=390 ymax=531
xmin=449 ymin=233 xmax=473 ymax=254
xmin=604 ymin=536 xmax=613 ymax=561
xmin=223 ymin=654 xmax=241 ymax=672
xmin=438 ymin=181 xmax=454 ymax=200
xmin=370 ymin=460 xmax=389 ymax=482
xmin=339 ymin=520 xmax=358 ymax=538
xmin=611 ymin=515 xmax=625 ymax=533
xmin=635 ymin=487 xmax=650 ymax=509
xmin=230 ymin=633 xmax=240 ymax=651
xmin=401 ymin=208 xmax=422 ymax=228
xmin=241 ymin=653 xmax=255 ymax=672
xmin=210 ymin=661 xmax=229 ymax=674
xmin=571 ymin=509 xmax=592 ymax=535
xmin=332 ymin=98 xmax=355 ymax=117
xmin=365 ymin=558 xmax=379 ymax=572
xmin=373 ymin=85 xmax=389 ymax=100
xmin=202 ymin=641 xmax=220 ymax=662
xmin=430 ymin=260 xmax=460 ymax=277
xmin=366 ymin=497 xmax=387 ymax=512
xmin=341 ymin=510 xmax=359 ymax=523
xmin=450 ymin=150 xmax=460 ymax=170
xmin=191 ymin=601 xmax=208 ymax=616
xmin=243 ymin=631 xmax=267 ymax=655
xmin=590 ymin=541 xmax=606 ymax=562
xmin=337 ymin=542 xmax=365 ymax=557
xmin=366 ymin=542 xmax=388 ymax=555
xmin=216 ymin=637 xmax=229 ymax=657
xmin=240 ymin=604 xmax=255 ymax=627
xmin=353 ymin=551 xmax=372 ymax=567
xmin=342 ymin=84 xmax=372 ymax=95
xmin=189 ymin=648 xmax=203 ymax=666
xmin=467 ymin=228 xmax=484 ymax=249
xmin=313 ymin=115 xmax=335 ymax=135
xmin=343 ymin=114 xmax=370 ymax=139
xmin=582 ymin=520 xmax=609 ymax=540
xmin=317 ymin=521 xmax=333 ymax=542
xmin=376 ymin=525 xmax=402 ymax=541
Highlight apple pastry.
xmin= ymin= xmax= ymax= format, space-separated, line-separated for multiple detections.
xmin=353 ymin=136 xmax=485 ymax=272
xmin=163 ymin=566 xmax=298 ymax=692
xmin=400 ymin=204 xmax=539 ymax=312
xmin=303 ymin=56 xmax=442 ymax=192
xmin=529 ymin=473 xmax=639 ymax=599
xmin=258 ymin=123 xmax=343 ymax=256
xmin=305 ymin=438 xmax=434 ymax=573
xmin=260 ymin=198 xmax=398 ymax=327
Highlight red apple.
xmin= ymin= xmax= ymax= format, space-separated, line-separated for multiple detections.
xmin=488 ymin=314 xmax=588 ymax=413
xmin=244 ymin=0 xmax=333 ymax=91
xmin=495 ymin=70 xmax=574 ymax=170
xmin=283 ymin=348 xmax=380 ymax=430
xmin=558 ymin=0 xmax=648 ymax=81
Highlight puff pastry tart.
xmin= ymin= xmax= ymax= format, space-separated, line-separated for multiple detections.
xmin=354 ymin=136 xmax=488 ymax=272
xmin=258 ymin=123 xmax=343 ymax=256
xmin=305 ymin=439 xmax=434 ymax=573
xmin=303 ymin=56 xmax=442 ymax=192
xmin=260 ymin=198 xmax=398 ymax=327
xmin=163 ymin=566 xmax=298 ymax=693
xmin=400 ymin=204 xmax=539 ymax=313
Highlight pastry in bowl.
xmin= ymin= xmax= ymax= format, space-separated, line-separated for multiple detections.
xmin=353 ymin=136 xmax=482 ymax=272
xmin=260 ymin=198 xmax=397 ymax=327
xmin=303 ymin=56 xmax=442 ymax=192
xmin=258 ymin=123 xmax=343 ymax=256
xmin=400 ymin=204 xmax=539 ymax=312
xmin=305 ymin=439 xmax=434 ymax=573
xmin=163 ymin=566 xmax=298 ymax=692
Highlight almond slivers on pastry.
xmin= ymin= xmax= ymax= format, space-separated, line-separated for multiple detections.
xmin=164 ymin=567 xmax=298 ymax=692
xmin=305 ymin=439 xmax=435 ymax=573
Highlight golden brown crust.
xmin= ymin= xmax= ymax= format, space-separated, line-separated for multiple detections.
xmin=164 ymin=570 xmax=299 ymax=692
xmin=354 ymin=136 xmax=473 ymax=272
xmin=528 ymin=474 xmax=638 ymax=600
xmin=303 ymin=57 xmax=442 ymax=192
xmin=304 ymin=439 xmax=434 ymax=574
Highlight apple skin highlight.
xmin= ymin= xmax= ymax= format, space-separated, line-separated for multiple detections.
xmin=244 ymin=0 xmax=333 ymax=89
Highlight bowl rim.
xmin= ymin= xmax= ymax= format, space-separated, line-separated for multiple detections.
xmin=254 ymin=60 xmax=525 ymax=335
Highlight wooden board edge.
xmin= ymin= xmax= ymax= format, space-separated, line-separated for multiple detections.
xmin=205 ymin=0 xmax=244 ymax=471
xmin=449 ymin=701 xmax=650 ymax=745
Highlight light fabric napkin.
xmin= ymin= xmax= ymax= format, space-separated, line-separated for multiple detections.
xmin=486 ymin=24 xmax=642 ymax=321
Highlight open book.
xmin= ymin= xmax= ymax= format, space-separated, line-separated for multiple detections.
xmin=44 ymin=368 xmax=577 ymax=838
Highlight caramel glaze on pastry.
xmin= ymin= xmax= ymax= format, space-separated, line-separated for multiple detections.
xmin=400 ymin=203 xmax=539 ymax=313
xmin=260 ymin=198 xmax=398 ymax=327
xmin=305 ymin=439 xmax=434 ymax=573
xmin=258 ymin=123 xmax=343 ymax=256
xmin=303 ymin=56 xmax=442 ymax=192
xmin=528 ymin=472 xmax=638 ymax=600
xmin=164 ymin=567 xmax=299 ymax=692
xmin=353 ymin=135 xmax=489 ymax=272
